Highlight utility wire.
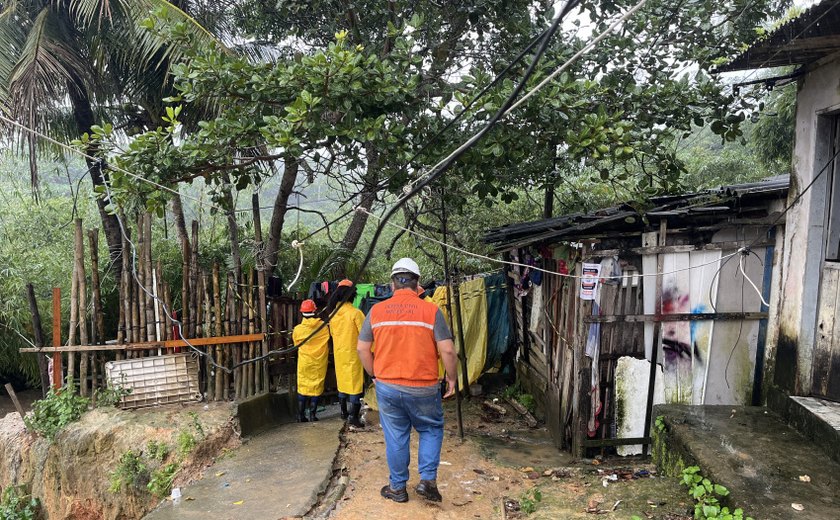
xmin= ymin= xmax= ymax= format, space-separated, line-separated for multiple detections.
xmin=358 ymin=0 xmax=588 ymax=275
xmin=355 ymin=206 xmax=740 ymax=280
xmin=0 ymin=114 xmax=216 ymax=210
xmin=401 ymin=0 xmax=649 ymax=194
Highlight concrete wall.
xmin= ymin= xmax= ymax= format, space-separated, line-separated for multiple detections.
xmin=769 ymin=54 xmax=840 ymax=396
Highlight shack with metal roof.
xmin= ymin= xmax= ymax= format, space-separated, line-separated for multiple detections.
xmin=483 ymin=176 xmax=788 ymax=455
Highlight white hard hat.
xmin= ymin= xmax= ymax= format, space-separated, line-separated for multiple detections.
xmin=391 ymin=257 xmax=421 ymax=277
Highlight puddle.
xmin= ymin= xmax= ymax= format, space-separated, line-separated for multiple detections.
xmin=470 ymin=428 xmax=574 ymax=468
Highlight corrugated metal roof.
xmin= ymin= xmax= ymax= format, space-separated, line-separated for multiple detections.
xmin=718 ymin=0 xmax=840 ymax=72
xmin=483 ymin=175 xmax=789 ymax=251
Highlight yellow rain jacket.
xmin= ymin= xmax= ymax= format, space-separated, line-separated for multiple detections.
xmin=294 ymin=317 xmax=330 ymax=397
xmin=330 ymin=302 xmax=365 ymax=395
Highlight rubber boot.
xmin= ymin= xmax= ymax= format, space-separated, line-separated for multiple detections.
xmin=298 ymin=398 xmax=309 ymax=423
xmin=309 ymin=402 xmax=319 ymax=422
xmin=339 ymin=397 xmax=349 ymax=420
xmin=347 ymin=402 xmax=364 ymax=428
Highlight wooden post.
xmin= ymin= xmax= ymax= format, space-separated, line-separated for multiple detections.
xmin=643 ymin=221 xmax=667 ymax=455
xmin=4 ymin=384 xmax=25 ymax=418
xmin=26 ymin=283 xmax=50 ymax=396
xmin=52 ymin=287 xmax=62 ymax=389
xmin=137 ymin=213 xmax=147 ymax=345
xmin=439 ymin=198 xmax=464 ymax=440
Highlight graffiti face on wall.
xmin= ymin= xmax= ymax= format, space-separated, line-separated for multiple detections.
xmin=660 ymin=283 xmax=705 ymax=403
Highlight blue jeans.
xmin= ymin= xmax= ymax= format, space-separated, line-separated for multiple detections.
xmin=375 ymin=381 xmax=444 ymax=490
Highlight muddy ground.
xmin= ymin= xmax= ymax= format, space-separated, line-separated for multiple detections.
xmin=327 ymin=388 xmax=692 ymax=520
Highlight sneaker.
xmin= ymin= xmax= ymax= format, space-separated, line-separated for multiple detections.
xmin=415 ymin=480 xmax=442 ymax=502
xmin=380 ymin=485 xmax=408 ymax=503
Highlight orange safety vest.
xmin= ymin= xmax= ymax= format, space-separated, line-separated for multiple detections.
xmin=369 ymin=288 xmax=440 ymax=387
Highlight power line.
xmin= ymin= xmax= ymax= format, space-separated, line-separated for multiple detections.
xmin=356 ymin=0 xmax=587 ymax=274
xmin=355 ymin=206 xmax=739 ymax=280
xmin=0 ymin=113 xmax=218 ymax=211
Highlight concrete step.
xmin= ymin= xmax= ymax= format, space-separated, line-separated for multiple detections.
xmin=653 ymin=405 xmax=840 ymax=520
xmin=768 ymin=391 xmax=840 ymax=464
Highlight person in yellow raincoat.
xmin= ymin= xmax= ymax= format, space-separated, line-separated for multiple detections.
xmin=323 ymin=279 xmax=366 ymax=427
xmin=294 ymin=299 xmax=330 ymax=422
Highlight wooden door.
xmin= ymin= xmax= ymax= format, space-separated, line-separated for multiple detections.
xmin=814 ymin=116 xmax=840 ymax=400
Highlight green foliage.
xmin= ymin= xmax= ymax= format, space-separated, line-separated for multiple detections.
xmin=188 ymin=411 xmax=205 ymax=440
xmin=109 ymin=450 xmax=149 ymax=494
xmin=681 ymin=466 xmax=754 ymax=520
xmin=519 ymin=487 xmax=542 ymax=515
xmin=517 ymin=394 xmax=536 ymax=415
xmin=147 ymin=463 xmax=178 ymax=498
xmin=0 ymin=486 xmax=40 ymax=520
xmin=177 ymin=431 xmax=197 ymax=458
xmin=146 ymin=440 xmax=170 ymax=463
xmin=502 ymin=383 xmax=536 ymax=414
xmin=93 ymin=383 xmax=132 ymax=408
xmin=24 ymin=387 xmax=89 ymax=440
xmin=655 ymin=415 xmax=666 ymax=433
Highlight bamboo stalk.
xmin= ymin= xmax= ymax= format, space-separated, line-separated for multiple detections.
xmin=240 ymin=269 xmax=248 ymax=397
xmin=181 ymin=234 xmax=191 ymax=344
xmin=68 ymin=233 xmax=79 ymax=387
xmin=203 ymin=272 xmax=214 ymax=401
xmin=119 ymin=229 xmax=131 ymax=360
xmin=213 ymin=263 xmax=224 ymax=401
xmin=163 ymin=281 xmax=173 ymax=341
xmin=144 ymin=214 xmax=155 ymax=346
xmin=246 ymin=269 xmax=255 ymax=397
xmin=26 ymin=283 xmax=50 ymax=396
xmin=76 ymin=222 xmax=89 ymax=395
xmin=189 ymin=220 xmax=199 ymax=339
xmin=88 ymin=228 xmax=103 ymax=391
xmin=137 ymin=213 xmax=147 ymax=345
xmin=224 ymin=273 xmax=234 ymax=401
xmin=252 ymin=193 xmax=268 ymax=392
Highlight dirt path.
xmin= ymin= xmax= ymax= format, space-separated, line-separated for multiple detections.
xmin=329 ymin=393 xmax=692 ymax=520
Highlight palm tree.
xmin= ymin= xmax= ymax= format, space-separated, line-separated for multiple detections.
xmin=0 ymin=0 xmax=225 ymax=263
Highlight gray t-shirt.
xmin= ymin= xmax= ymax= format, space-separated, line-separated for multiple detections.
xmin=358 ymin=308 xmax=453 ymax=343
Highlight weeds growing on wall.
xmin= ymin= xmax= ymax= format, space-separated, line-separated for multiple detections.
xmin=23 ymin=387 xmax=89 ymax=440
xmin=109 ymin=450 xmax=149 ymax=494
xmin=0 ymin=486 xmax=40 ymax=520
xmin=680 ymin=466 xmax=753 ymax=520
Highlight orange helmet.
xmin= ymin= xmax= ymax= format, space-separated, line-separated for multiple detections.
xmin=300 ymin=299 xmax=317 ymax=314
xmin=338 ymin=279 xmax=354 ymax=288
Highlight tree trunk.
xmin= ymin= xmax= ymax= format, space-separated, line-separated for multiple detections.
xmin=264 ymin=158 xmax=300 ymax=274
xmin=26 ymin=283 xmax=50 ymax=396
xmin=66 ymin=79 xmax=123 ymax=265
xmin=171 ymin=193 xmax=191 ymax=255
xmin=223 ymin=188 xmax=243 ymax=288
xmin=337 ymin=148 xmax=380 ymax=276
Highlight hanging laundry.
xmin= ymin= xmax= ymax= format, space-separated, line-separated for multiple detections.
xmin=484 ymin=272 xmax=512 ymax=371
xmin=352 ymin=283 xmax=375 ymax=308
xmin=451 ymin=278 xmax=488 ymax=388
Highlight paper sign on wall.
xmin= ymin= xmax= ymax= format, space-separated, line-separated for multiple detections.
xmin=580 ymin=263 xmax=601 ymax=300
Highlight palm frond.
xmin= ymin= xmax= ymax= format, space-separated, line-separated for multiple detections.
xmin=0 ymin=0 xmax=28 ymax=106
